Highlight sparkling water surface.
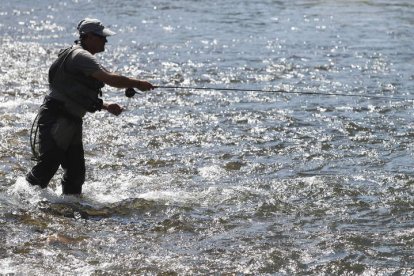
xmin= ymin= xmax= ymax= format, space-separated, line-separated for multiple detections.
xmin=1 ymin=0 xmax=413 ymax=275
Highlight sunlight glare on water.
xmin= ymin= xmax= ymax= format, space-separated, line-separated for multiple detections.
xmin=1 ymin=0 xmax=414 ymax=275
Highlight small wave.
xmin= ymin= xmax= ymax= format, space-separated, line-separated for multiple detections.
xmin=6 ymin=177 xmax=193 ymax=219
xmin=7 ymin=177 xmax=61 ymax=208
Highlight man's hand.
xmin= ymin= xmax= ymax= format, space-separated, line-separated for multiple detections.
xmin=137 ymin=80 xmax=155 ymax=91
xmin=103 ymin=103 xmax=124 ymax=116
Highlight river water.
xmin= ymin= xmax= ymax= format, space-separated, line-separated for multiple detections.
xmin=1 ymin=0 xmax=413 ymax=275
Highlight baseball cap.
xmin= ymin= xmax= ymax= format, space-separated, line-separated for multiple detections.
xmin=77 ymin=18 xmax=116 ymax=37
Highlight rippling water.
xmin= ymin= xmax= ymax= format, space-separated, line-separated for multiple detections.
xmin=1 ymin=0 xmax=414 ymax=275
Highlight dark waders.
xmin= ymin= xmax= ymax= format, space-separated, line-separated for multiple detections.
xmin=27 ymin=96 xmax=85 ymax=195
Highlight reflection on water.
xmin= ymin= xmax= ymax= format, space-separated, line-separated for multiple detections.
xmin=1 ymin=0 xmax=414 ymax=274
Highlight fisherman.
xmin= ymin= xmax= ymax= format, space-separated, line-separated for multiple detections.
xmin=26 ymin=18 xmax=154 ymax=195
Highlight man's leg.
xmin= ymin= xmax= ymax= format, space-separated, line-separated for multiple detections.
xmin=26 ymin=107 xmax=63 ymax=188
xmin=61 ymin=124 xmax=85 ymax=195
xmin=26 ymin=150 xmax=62 ymax=188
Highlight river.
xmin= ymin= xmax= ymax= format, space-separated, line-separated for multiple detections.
xmin=1 ymin=0 xmax=413 ymax=274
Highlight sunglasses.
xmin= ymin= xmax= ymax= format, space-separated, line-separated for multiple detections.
xmin=92 ymin=33 xmax=107 ymax=41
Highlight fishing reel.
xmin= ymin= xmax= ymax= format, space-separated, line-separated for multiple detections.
xmin=125 ymin=87 xmax=137 ymax=98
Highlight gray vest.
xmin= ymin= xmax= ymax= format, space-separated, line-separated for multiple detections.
xmin=48 ymin=45 xmax=104 ymax=118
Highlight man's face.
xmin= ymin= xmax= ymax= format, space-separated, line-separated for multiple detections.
xmin=86 ymin=33 xmax=107 ymax=54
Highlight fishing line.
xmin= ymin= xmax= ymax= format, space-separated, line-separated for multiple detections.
xmin=124 ymin=86 xmax=410 ymax=100
xmin=29 ymin=112 xmax=40 ymax=161
xmin=125 ymin=97 xmax=132 ymax=110
xmin=154 ymin=85 xmax=410 ymax=101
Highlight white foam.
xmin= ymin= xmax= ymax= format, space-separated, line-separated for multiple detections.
xmin=0 ymin=258 xmax=17 ymax=275
xmin=7 ymin=174 xmax=234 ymax=209
xmin=7 ymin=177 xmax=60 ymax=207
xmin=198 ymin=165 xmax=226 ymax=180
xmin=81 ymin=174 xmax=156 ymax=204
xmin=139 ymin=190 xmax=196 ymax=204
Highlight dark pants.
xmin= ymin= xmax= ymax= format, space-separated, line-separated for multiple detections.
xmin=26 ymin=97 xmax=85 ymax=195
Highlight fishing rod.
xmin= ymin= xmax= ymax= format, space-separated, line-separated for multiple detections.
xmin=125 ymin=86 xmax=410 ymax=101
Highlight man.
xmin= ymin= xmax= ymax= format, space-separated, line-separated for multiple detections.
xmin=26 ymin=18 xmax=154 ymax=195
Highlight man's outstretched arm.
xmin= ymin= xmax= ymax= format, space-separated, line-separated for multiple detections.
xmin=92 ymin=70 xmax=154 ymax=91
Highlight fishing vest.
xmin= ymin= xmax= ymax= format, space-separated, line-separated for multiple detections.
xmin=48 ymin=45 xmax=104 ymax=118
